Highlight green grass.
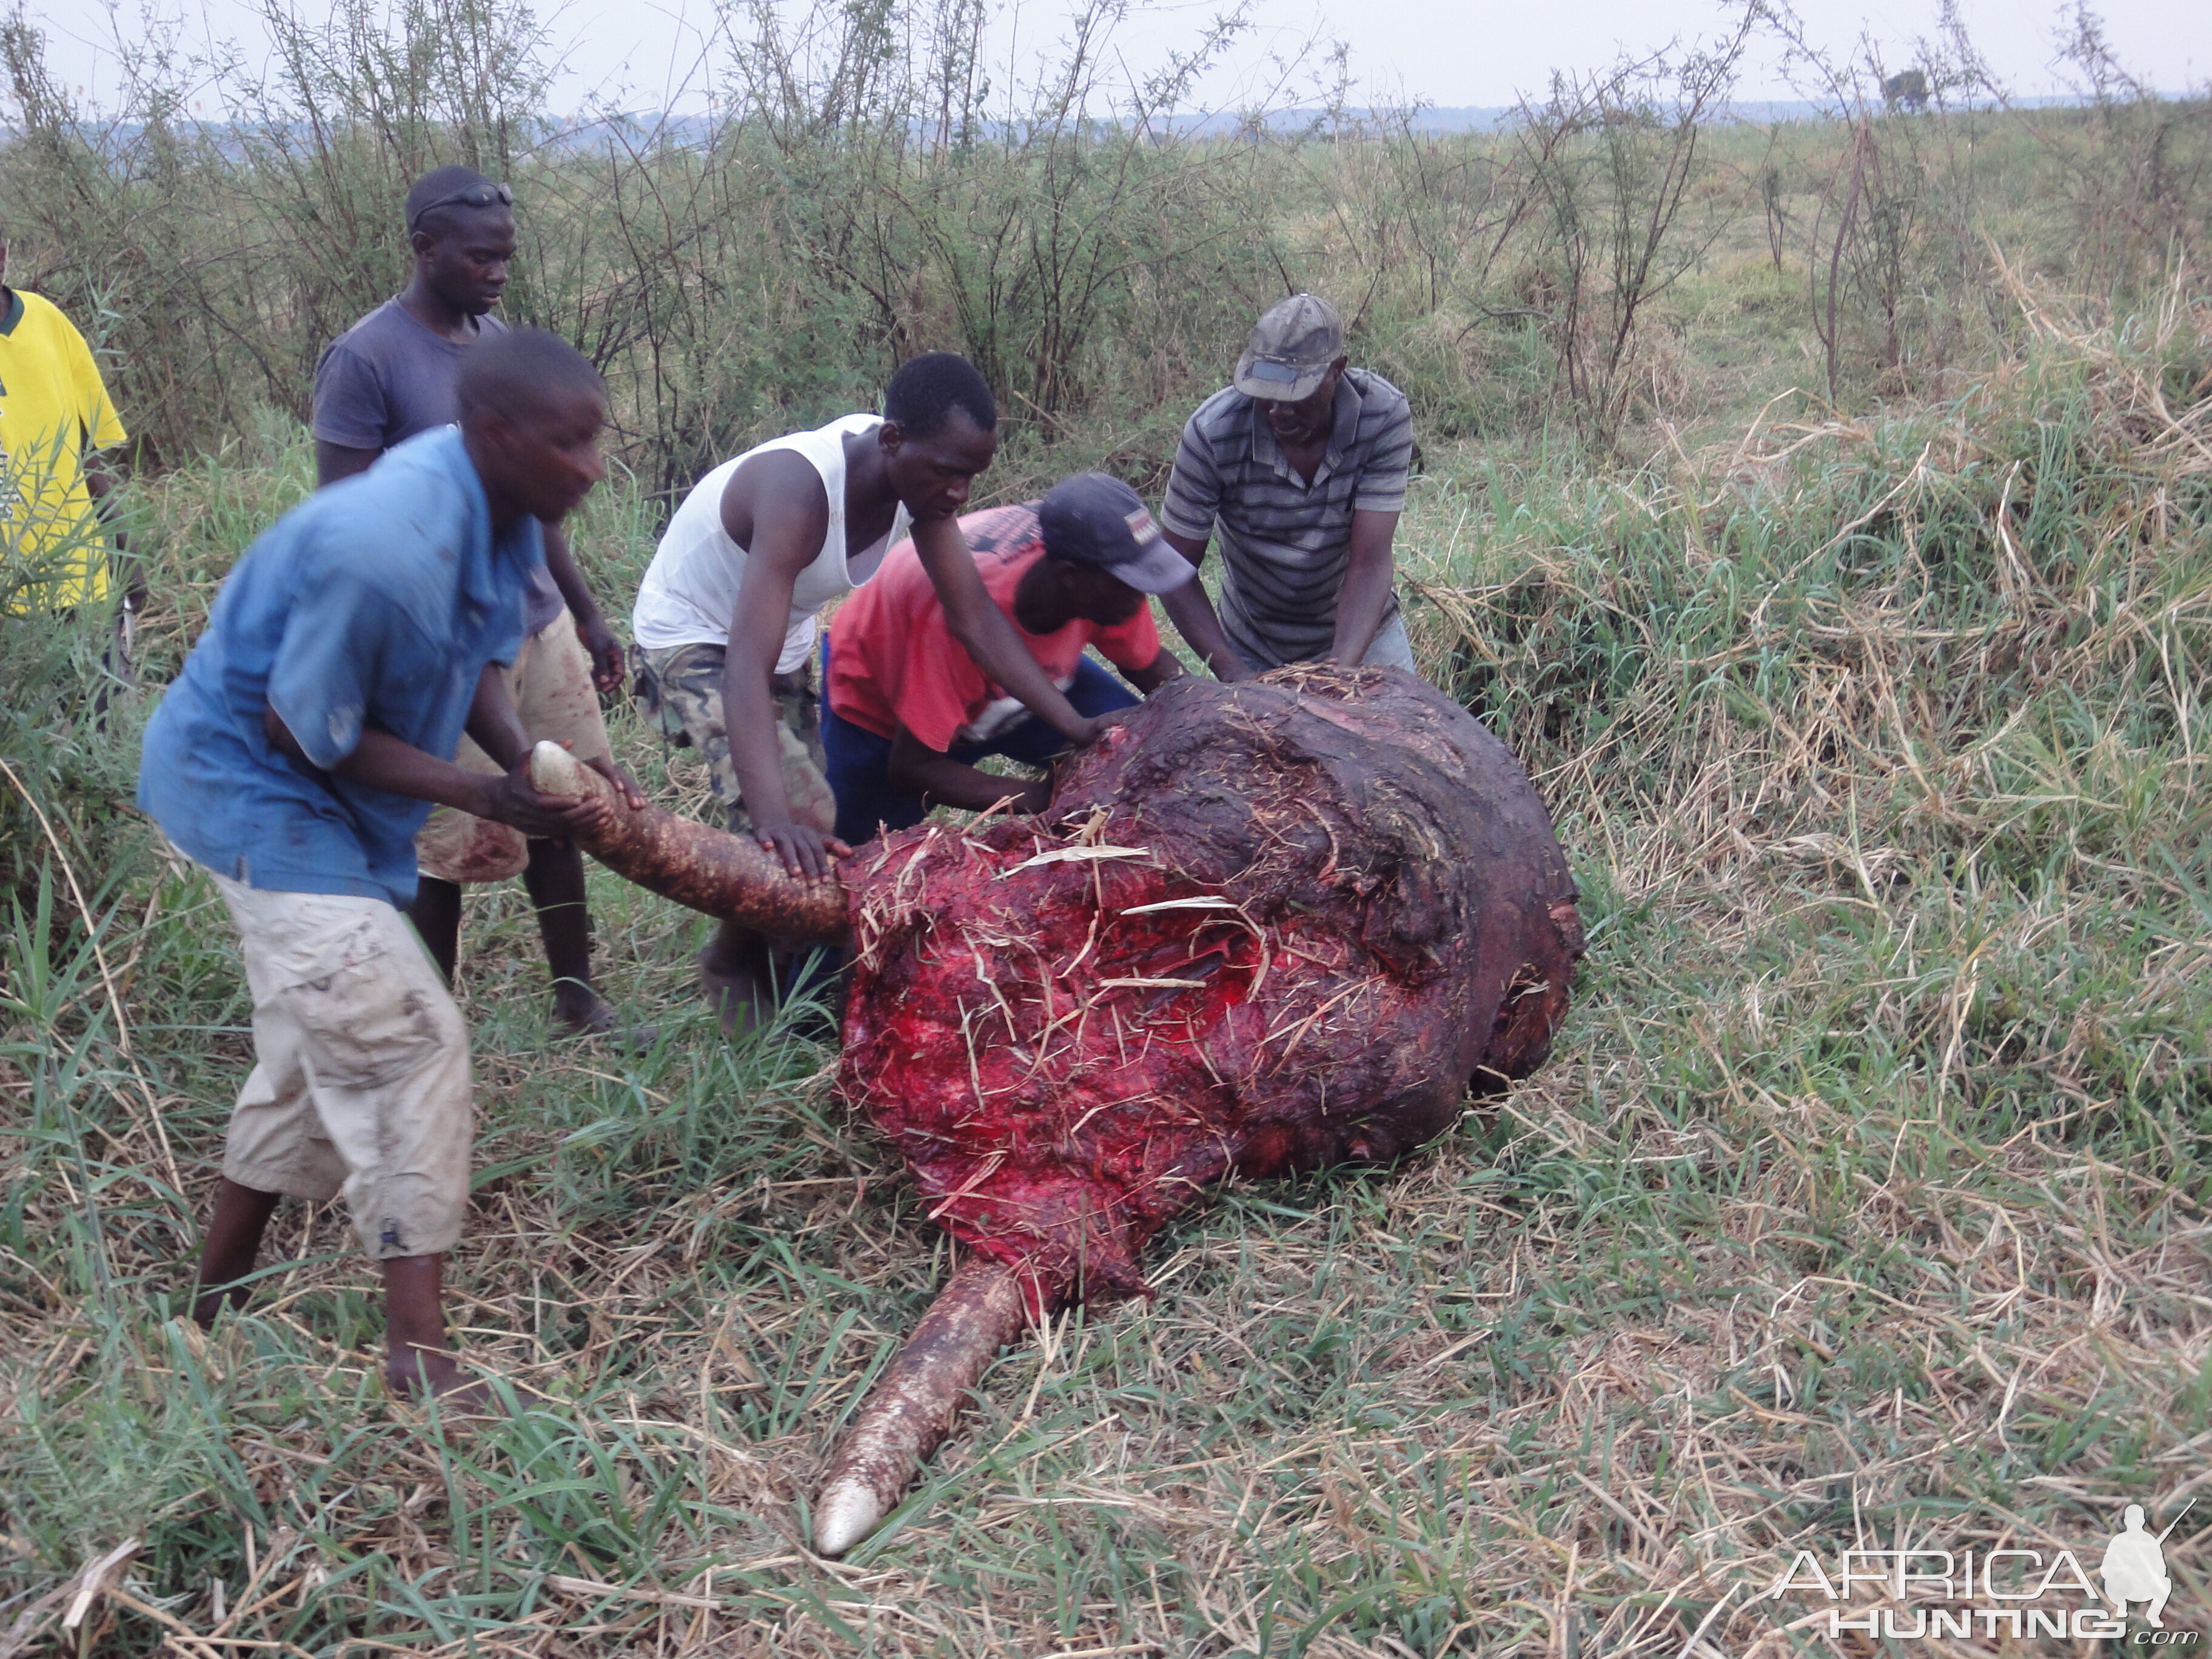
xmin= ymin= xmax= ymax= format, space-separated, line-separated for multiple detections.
xmin=2 ymin=280 xmax=2210 ymax=1655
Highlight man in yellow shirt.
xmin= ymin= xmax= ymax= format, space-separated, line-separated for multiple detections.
xmin=0 ymin=234 xmax=130 ymax=614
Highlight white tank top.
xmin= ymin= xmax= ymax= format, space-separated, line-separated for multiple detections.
xmin=631 ymin=414 xmax=912 ymax=673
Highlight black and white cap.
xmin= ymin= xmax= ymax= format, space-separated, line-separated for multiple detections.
xmin=1036 ymin=473 xmax=1196 ymax=595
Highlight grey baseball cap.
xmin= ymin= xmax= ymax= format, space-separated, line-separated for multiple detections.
xmin=1037 ymin=473 xmax=1195 ymax=595
xmin=1234 ymin=293 xmax=1345 ymax=402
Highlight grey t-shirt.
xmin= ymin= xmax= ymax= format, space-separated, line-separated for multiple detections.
xmin=1159 ymin=367 xmax=1413 ymax=671
xmin=312 ymin=300 xmax=564 ymax=635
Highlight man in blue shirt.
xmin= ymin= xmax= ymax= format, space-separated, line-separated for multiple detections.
xmin=140 ymin=329 xmax=643 ymax=1407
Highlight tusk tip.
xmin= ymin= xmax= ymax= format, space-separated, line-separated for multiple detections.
xmin=529 ymin=739 xmax=588 ymax=796
xmin=813 ymin=1479 xmax=886 ymax=1557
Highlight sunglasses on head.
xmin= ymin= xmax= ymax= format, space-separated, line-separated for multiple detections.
xmin=409 ymin=181 xmax=514 ymax=231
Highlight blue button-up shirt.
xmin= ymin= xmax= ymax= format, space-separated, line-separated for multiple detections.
xmin=139 ymin=426 xmax=543 ymax=907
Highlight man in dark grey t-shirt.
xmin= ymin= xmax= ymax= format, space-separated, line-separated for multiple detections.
xmin=1158 ymin=293 xmax=1417 ymax=678
xmin=312 ymin=166 xmax=633 ymax=1041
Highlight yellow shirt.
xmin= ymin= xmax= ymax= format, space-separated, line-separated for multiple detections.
xmin=0 ymin=288 xmax=127 ymax=606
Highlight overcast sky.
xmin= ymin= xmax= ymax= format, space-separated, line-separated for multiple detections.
xmin=29 ymin=0 xmax=2210 ymax=116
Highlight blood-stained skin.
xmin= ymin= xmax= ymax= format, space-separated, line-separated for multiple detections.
xmin=837 ymin=665 xmax=1584 ymax=1313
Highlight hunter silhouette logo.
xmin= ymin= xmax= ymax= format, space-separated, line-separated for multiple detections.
xmin=1763 ymin=1500 xmax=2197 ymax=1643
xmin=2103 ymin=1504 xmax=2181 ymax=1628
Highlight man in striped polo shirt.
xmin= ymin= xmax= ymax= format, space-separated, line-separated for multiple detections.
xmin=1158 ymin=293 xmax=1416 ymax=678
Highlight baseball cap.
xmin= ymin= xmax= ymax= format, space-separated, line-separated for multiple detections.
xmin=1037 ymin=474 xmax=1195 ymax=595
xmin=1234 ymin=293 xmax=1344 ymax=402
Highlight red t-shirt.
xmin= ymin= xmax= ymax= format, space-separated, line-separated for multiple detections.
xmin=827 ymin=501 xmax=1162 ymax=753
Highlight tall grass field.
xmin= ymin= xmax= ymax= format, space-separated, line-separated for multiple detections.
xmin=2 ymin=0 xmax=2210 ymax=1652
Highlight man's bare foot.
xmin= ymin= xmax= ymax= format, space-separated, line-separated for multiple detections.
xmin=192 ymin=1284 xmax=249 ymax=1329
xmin=699 ymin=949 xmax=772 ymax=1040
xmin=551 ymin=983 xmax=659 ymax=1050
xmin=386 ymin=1350 xmax=544 ymax=1418
xmin=191 ymin=1179 xmax=282 ymax=1328
xmin=552 ymin=980 xmax=615 ymax=1034
xmin=779 ymin=947 xmax=849 ymax=1040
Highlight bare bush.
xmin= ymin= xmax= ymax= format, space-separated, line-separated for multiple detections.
xmin=0 ymin=0 xmax=2202 ymax=484
xmin=1500 ymin=22 xmax=1751 ymax=443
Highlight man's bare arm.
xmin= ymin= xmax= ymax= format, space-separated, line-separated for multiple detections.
xmin=82 ymin=455 xmax=126 ymax=551
xmin=82 ymin=454 xmax=138 ymax=608
xmin=721 ymin=452 xmax=850 ymax=879
xmin=1124 ymin=649 xmax=1186 ymax=696
xmin=315 ymin=440 xmax=381 ymax=489
xmin=462 ymin=660 xmax=532 ymax=772
xmin=541 ymin=520 xmax=625 ymax=691
xmin=262 ymin=666 xmax=612 ymax=839
xmin=1328 ymin=509 xmax=1400 ymax=666
xmin=1156 ymin=528 xmax=1250 ymax=682
xmin=462 ymin=659 xmax=646 ymax=814
xmin=911 ymin=516 xmax=1099 ymax=742
xmin=885 ymin=726 xmax=1052 ymax=817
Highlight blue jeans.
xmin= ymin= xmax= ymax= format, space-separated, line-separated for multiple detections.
xmin=823 ymin=640 xmax=1138 ymax=847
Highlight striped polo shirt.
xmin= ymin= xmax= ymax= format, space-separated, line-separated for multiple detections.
xmin=1159 ymin=367 xmax=1413 ymax=669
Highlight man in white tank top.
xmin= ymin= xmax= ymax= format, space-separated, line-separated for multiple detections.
xmin=631 ymin=354 xmax=1114 ymax=1030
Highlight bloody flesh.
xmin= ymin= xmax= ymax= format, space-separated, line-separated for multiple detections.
xmin=837 ymin=665 xmax=1584 ymax=1313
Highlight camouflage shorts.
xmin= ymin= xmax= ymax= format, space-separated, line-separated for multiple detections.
xmin=631 ymin=642 xmax=837 ymax=836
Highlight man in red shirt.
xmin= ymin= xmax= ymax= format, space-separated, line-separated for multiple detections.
xmin=824 ymin=473 xmax=1193 ymax=843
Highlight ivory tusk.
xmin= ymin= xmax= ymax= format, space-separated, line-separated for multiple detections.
xmin=813 ymin=1256 xmax=1032 ymax=1556
xmin=528 ymin=740 xmax=849 ymax=945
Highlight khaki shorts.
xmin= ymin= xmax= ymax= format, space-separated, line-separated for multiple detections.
xmin=631 ymin=641 xmax=836 ymax=836
xmin=1360 ymin=614 xmax=1418 ymax=672
xmin=416 ymin=609 xmax=613 ymax=885
xmin=207 ymin=871 xmax=473 ymax=1261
